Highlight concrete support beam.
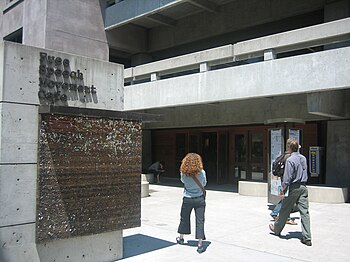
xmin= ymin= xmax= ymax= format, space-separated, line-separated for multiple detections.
xmin=187 ymin=0 xmax=219 ymax=13
xmin=151 ymin=73 xmax=159 ymax=81
xmin=125 ymin=46 xmax=350 ymax=111
xmin=307 ymin=90 xmax=345 ymax=118
xmin=264 ymin=49 xmax=276 ymax=61
xmin=105 ymin=0 xmax=183 ymax=29
xmin=146 ymin=13 xmax=177 ymax=27
xmin=200 ymin=62 xmax=209 ymax=72
xmin=131 ymin=45 xmax=233 ymax=78
xmin=234 ymin=17 xmax=350 ymax=61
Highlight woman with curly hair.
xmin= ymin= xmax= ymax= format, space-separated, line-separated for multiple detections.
xmin=176 ymin=153 xmax=207 ymax=254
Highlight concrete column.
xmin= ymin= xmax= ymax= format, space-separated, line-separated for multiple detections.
xmin=200 ymin=62 xmax=209 ymax=72
xmin=22 ymin=0 xmax=109 ymax=61
xmin=326 ymin=120 xmax=350 ymax=191
xmin=151 ymin=72 xmax=159 ymax=81
xmin=264 ymin=49 xmax=276 ymax=61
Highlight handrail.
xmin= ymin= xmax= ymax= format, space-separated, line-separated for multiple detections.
xmin=125 ymin=17 xmax=350 ymax=82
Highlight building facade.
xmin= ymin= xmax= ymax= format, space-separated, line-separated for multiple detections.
xmin=0 ymin=0 xmax=350 ymax=260
xmin=106 ymin=0 xmax=350 ymax=189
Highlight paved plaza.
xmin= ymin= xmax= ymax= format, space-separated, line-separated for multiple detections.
xmin=119 ymin=179 xmax=350 ymax=262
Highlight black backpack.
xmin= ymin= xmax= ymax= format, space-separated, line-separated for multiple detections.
xmin=272 ymin=153 xmax=289 ymax=177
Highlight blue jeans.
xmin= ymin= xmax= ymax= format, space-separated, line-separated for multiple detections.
xmin=270 ymin=200 xmax=282 ymax=217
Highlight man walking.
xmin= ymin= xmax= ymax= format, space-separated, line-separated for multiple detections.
xmin=269 ymin=138 xmax=312 ymax=246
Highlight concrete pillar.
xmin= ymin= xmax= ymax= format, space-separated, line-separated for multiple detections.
xmin=151 ymin=72 xmax=159 ymax=81
xmin=264 ymin=49 xmax=276 ymax=61
xmin=200 ymin=62 xmax=209 ymax=72
xmin=22 ymin=0 xmax=109 ymax=61
xmin=326 ymin=120 xmax=350 ymax=192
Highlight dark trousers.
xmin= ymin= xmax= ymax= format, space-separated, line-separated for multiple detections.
xmin=274 ymin=183 xmax=311 ymax=240
xmin=177 ymin=196 xmax=206 ymax=239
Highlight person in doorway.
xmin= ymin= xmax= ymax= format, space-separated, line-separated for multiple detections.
xmin=147 ymin=161 xmax=165 ymax=183
xmin=176 ymin=153 xmax=207 ymax=254
xmin=269 ymin=138 xmax=312 ymax=246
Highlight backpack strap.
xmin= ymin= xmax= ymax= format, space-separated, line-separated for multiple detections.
xmin=191 ymin=175 xmax=206 ymax=198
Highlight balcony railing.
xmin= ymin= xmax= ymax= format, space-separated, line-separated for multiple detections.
xmin=125 ymin=17 xmax=350 ymax=85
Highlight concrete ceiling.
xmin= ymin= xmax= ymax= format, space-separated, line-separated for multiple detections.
xmin=107 ymin=0 xmax=235 ymax=30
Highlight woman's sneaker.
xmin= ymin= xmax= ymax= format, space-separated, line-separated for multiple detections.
xmin=176 ymin=237 xmax=184 ymax=245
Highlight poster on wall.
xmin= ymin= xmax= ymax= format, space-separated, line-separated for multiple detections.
xmin=288 ymin=129 xmax=300 ymax=143
xmin=271 ymin=129 xmax=283 ymax=162
xmin=270 ymin=129 xmax=283 ymax=196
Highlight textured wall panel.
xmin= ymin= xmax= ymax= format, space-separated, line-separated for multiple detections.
xmin=37 ymin=114 xmax=142 ymax=243
xmin=0 ymin=164 xmax=37 ymax=226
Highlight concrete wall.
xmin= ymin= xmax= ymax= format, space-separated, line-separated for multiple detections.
xmin=1 ymin=41 xmax=123 ymax=109
xmin=0 ymin=41 xmax=124 ymax=262
xmin=1 ymin=1 xmax=23 ymax=39
xmin=124 ymin=46 xmax=350 ymax=111
xmin=326 ymin=120 xmax=350 ymax=191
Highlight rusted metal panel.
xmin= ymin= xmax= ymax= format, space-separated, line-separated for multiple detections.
xmin=37 ymin=114 xmax=142 ymax=243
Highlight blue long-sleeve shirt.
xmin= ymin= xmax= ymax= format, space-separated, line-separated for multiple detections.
xmin=180 ymin=170 xmax=207 ymax=198
xmin=282 ymin=152 xmax=308 ymax=186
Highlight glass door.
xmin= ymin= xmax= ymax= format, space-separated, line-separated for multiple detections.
xmin=231 ymin=127 xmax=267 ymax=183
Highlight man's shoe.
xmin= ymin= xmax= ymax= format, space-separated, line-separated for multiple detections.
xmin=269 ymin=224 xmax=280 ymax=236
xmin=301 ymin=239 xmax=312 ymax=246
xmin=176 ymin=237 xmax=184 ymax=245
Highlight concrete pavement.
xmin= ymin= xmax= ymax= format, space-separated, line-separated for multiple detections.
xmin=118 ymin=180 xmax=350 ymax=262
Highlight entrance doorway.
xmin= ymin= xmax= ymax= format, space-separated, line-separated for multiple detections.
xmin=230 ymin=127 xmax=267 ymax=183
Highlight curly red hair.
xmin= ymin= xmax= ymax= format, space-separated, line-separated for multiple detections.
xmin=180 ymin=153 xmax=203 ymax=177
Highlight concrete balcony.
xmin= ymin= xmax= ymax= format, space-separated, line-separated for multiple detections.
xmin=124 ymin=18 xmax=350 ymax=111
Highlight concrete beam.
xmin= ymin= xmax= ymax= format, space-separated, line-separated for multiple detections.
xmin=234 ymin=17 xmax=350 ymax=60
xmin=105 ymin=0 xmax=184 ymax=29
xmin=145 ymin=13 xmax=177 ymax=27
xmin=131 ymin=44 xmax=233 ymax=78
xmin=187 ymin=0 xmax=219 ymax=13
xmin=124 ymin=46 xmax=350 ymax=110
xmin=307 ymin=90 xmax=345 ymax=118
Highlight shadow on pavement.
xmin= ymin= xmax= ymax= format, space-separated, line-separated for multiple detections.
xmin=281 ymin=231 xmax=303 ymax=240
xmin=123 ymin=234 xmax=175 ymax=259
